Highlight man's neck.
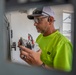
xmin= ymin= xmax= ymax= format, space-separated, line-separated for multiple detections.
xmin=43 ymin=28 xmax=56 ymax=36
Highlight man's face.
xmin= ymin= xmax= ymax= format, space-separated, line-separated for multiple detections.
xmin=33 ymin=16 xmax=49 ymax=34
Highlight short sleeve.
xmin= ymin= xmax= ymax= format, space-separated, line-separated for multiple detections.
xmin=54 ymin=42 xmax=73 ymax=72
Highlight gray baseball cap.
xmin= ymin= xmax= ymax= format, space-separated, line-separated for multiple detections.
xmin=27 ymin=6 xmax=55 ymax=19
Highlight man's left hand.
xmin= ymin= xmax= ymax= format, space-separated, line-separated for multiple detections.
xmin=19 ymin=45 xmax=43 ymax=66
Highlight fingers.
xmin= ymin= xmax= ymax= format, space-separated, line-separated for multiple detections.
xmin=18 ymin=40 xmax=22 ymax=51
xmin=20 ymin=50 xmax=28 ymax=58
xmin=20 ymin=55 xmax=26 ymax=59
xmin=20 ymin=54 xmax=32 ymax=65
xmin=20 ymin=50 xmax=33 ymax=60
xmin=20 ymin=51 xmax=34 ymax=65
xmin=24 ymin=57 xmax=33 ymax=65
xmin=19 ymin=45 xmax=33 ymax=54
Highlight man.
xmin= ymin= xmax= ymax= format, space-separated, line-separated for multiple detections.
xmin=18 ymin=6 xmax=73 ymax=72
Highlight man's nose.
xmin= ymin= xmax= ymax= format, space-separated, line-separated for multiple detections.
xmin=34 ymin=22 xmax=38 ymax=26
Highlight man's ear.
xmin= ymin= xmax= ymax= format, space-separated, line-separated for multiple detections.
xmin=48 ymin=17 xmax=54 ymax=22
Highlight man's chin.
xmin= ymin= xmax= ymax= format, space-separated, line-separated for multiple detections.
xmin=36 ymin=28 xmax=43 ymax=33
xmin=37 ymin=30 xmax=40 ymax=33
xmin=37 ymin=31 xmax=43 ymax=34
xmin=37 ymin=29 xmax=41 ymax=33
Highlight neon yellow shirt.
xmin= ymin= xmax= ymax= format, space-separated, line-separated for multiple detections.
xmin=36 ymin=30 xmax=73 ymax=72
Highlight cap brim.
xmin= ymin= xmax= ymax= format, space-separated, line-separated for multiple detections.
xmin=27 ymin=15 xmax=34 ymax=19
xmin=27 ymin=14 xmax=43 ymax=20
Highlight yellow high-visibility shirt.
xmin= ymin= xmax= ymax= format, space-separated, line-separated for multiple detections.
xmin=36 ymin=30 xmax=73 ymax=72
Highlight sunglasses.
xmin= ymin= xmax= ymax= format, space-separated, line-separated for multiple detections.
xmin=34 ymin=16 xmax=48 ymax=23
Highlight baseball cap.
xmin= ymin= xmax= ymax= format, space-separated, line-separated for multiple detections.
xmin=27 ymin=6 xmax=55 ymax=19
